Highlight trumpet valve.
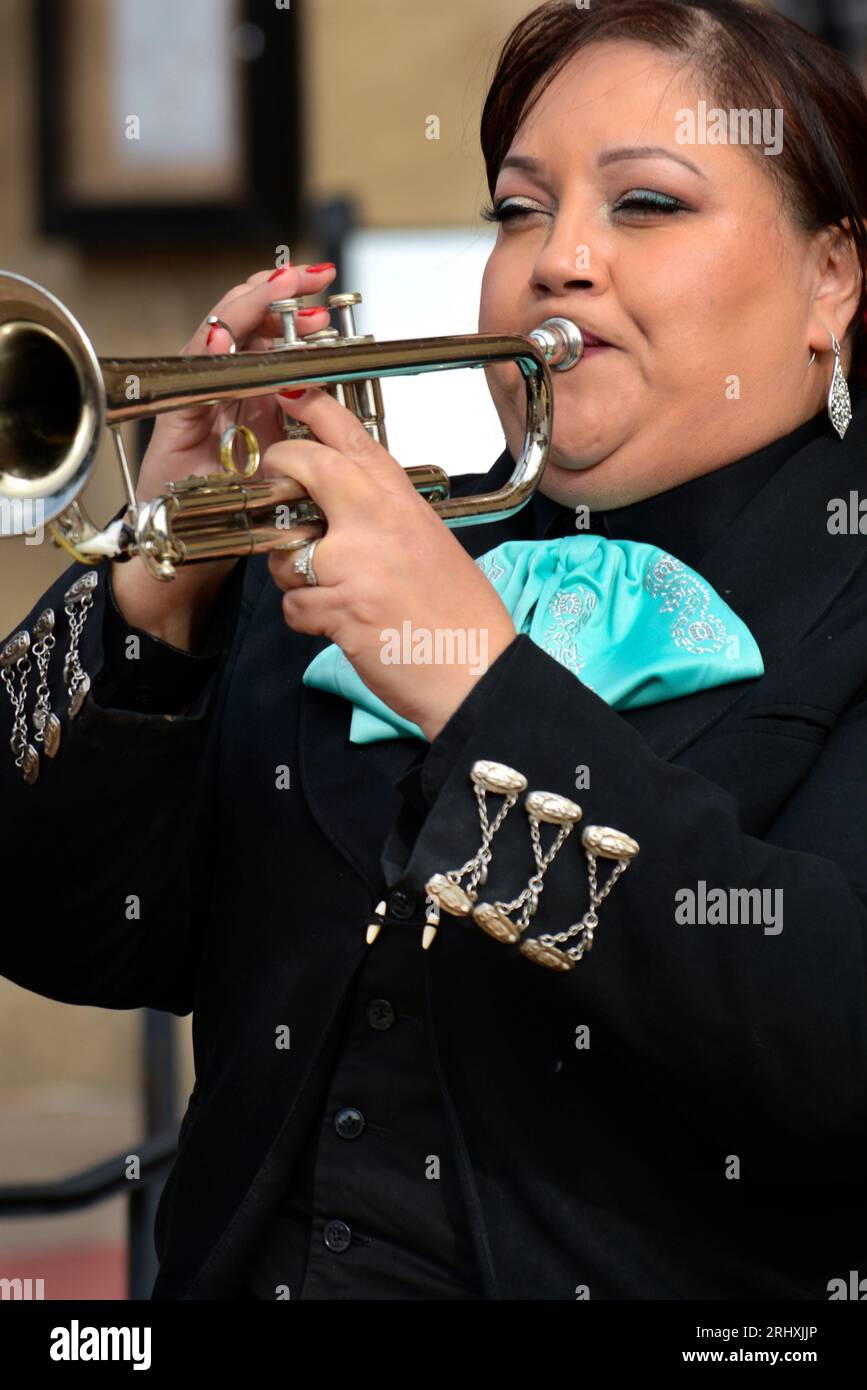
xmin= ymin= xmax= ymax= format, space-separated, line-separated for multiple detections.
xmin=327 ymin=291 xmax=363 ymax=340
xmin=269 ymin=296 xmax=305 ymax=345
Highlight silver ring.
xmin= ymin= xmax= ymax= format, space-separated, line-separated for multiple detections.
xmin=292 ymin=539 xmax=320 ymax=587
xmin=206 ymin=315 xmax=237 ymax=354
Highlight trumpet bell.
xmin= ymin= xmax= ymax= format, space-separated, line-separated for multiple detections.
xmin=0 ymin=274 xmax=105 ymax=533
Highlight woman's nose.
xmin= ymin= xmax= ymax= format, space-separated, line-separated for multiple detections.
xmin=529 ymin=211 xmax=610 ymax=299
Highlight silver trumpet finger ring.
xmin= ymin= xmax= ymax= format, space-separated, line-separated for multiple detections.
xmin=292 ymin=539 xmax=320 ymax=587
xmin=205 ymin=315 xmax=238 ymax=354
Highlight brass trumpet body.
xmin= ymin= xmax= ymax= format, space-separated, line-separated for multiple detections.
xmin=0 ymin=272 xmax=583 ymax=579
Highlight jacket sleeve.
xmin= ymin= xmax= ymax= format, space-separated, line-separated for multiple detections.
xmin=0 ymin=553 xmax=249 ymax=1015
xmin=382 ymin=634 xmax=867 ymax=1157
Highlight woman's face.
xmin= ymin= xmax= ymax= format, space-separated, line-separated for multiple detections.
xmin=479 ymin=39 xmax=853 ymax=511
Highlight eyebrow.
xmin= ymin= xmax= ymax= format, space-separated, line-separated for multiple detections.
xmin=500 ymin=145 xmax=706 ymax=180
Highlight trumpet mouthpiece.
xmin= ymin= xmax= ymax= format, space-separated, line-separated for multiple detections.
xmin=528 ymin=317 xmax=584 ymax=371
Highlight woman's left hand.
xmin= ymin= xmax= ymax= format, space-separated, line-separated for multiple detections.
xmin=263 ymin=387 xmax=517 ymax=741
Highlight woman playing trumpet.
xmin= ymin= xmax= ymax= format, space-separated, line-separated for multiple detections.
xmin=2 ymin=0 xmax=867 ymax=1300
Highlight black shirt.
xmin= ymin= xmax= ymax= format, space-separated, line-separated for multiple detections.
xmin=96 ymin=402 xmax=832 ymax=1299
xmin=238 ymin=921 xmax=483 ymax=1300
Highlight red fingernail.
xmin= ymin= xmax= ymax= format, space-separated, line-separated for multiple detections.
xmin=296 ymin=307 xmax=321 ymax=317
xmin=280 ymin=389 xmax=307 ymax=399
xmin=306 ymin=262 xmax=335 ymax=273
xmin=206 ymin=327 xmax=217 ymax=345
xmin=268 ymin=266 xmax=292 ymax=281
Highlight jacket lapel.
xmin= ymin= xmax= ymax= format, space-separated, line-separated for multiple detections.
xmin=297 ymin=646 xmax=400 ymax=893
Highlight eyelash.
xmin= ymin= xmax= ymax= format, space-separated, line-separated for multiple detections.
xmin=480 ymin=189 xmax=688 ymax=223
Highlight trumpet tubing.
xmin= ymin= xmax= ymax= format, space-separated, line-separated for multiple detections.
xmin=0 ymin=272 xmax=583 ymax=580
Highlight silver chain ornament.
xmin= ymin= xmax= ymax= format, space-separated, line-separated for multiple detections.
xmin=63 ymin=571 xmax=98 ymax=718
xmin=422 ymin=760 xmax=528 ymax=948
xmin=1 ymin=570 xmax=98 ymax=783
xmin=1 ymin=630 xmax=39 ymax=783
xmin=31 ymin=608 xmax=61 ymax=757
xmin=421 ymin=763 xmax=640 ymax=969
xmin=520 ymin=825 xmax=640 ymax=972
xmin=473 ymin=789 xmax=584 ymax=944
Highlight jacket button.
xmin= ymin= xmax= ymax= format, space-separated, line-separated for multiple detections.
xmin=389 ymin=889 xmax=415 ymax=919
xmin=366 ymin=998 xmax=396 ymax=1031
xmin=334 ymin=1106 xmax=366 ymax=1139
xmin=323 ymin=1219 xmax=352 ymax=1252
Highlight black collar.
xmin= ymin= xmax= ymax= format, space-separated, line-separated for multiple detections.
xmin=531 ymin=411 xmax=827 ymax=565
xmin=503 ymin=393 xmax=857 ymax=568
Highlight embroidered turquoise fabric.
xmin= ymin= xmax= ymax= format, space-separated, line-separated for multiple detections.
xmin=302 ymin=535 xmax=764 ymax=744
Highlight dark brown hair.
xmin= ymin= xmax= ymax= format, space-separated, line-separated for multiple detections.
xmin=480 ymin=0 xmax=867 ymax=381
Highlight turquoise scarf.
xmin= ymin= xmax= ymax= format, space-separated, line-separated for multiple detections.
xmin=302 ymin=535 xmax=764 ymax=744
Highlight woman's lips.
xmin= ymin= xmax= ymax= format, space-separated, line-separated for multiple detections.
xmin=577 ymin=343 xmax=612 ymax=361
xmin=576 ymin=329 xmax=613 ymax=357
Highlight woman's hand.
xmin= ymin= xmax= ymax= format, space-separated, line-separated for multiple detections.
xmin=111 ymin=263 xmax=337 ymax=648
xmin=265 ymin=388 xmax=518 ymax=741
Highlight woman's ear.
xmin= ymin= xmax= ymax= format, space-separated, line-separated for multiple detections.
xmin=808 ymin=218 xmax=865 ymax=366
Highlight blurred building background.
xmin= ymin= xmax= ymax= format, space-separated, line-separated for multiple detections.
xmin=0 ymin=0 xmax=864 ymax=1299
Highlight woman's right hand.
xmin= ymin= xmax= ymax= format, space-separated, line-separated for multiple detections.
xmin=110 ymin=262 xmax=337 ymax=650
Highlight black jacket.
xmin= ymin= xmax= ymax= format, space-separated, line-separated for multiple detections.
xmin=3 ymin=395 xmax=867 ymax=1300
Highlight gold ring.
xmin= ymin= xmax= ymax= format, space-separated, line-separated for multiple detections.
xmin=219 ymin=424 xmax=260 ymax=478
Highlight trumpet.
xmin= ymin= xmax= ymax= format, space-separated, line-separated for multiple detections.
xmin=0 ymin=271 xmax=583 ymax=580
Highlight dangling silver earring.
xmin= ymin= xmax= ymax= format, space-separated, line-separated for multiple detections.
xmin=827 ymin=332 xmax=852 ymax=439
